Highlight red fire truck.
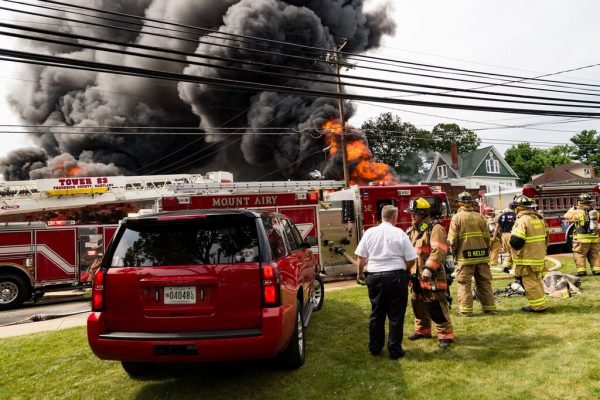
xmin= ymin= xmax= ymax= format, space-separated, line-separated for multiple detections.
xmin=0 ymin=173 xmax=229 ymax=310
xmin=163 ymin=181 xmax=452 ymax=276
xmin=522 ymin=183 xmax=600 ymax=250
xmin=0 ymin=221 xmax=118 ymax=310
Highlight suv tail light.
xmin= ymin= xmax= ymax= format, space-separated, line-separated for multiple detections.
xmin=91 ymin=268 xmax=105 ymax=311
xmin=261 ymin=263 xmax=281 ymax=307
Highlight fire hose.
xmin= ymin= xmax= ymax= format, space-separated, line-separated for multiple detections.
xmin=0 ymin=309 xmax=91 ymax=327
xmin=489 ymin=256 xmax=562 ymax=280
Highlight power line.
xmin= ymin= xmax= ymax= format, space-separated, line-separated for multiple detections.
xmin=8 ymin=0 xmax=600 ymax=97
xmin=5 ymin=49 xmax=600 ymax=118
xmin=29 ymin=0 xmax=600 ymax=91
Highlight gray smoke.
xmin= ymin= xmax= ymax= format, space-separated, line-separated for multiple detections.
xmin=2 ymin=0 xmax=394 ymax=181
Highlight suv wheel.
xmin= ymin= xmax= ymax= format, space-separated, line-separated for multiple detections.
xmin=121 ymin=361 xmax=157 ymax=379
xmin=279 ymin=300 xmax=305 ymax=369
xmin=311 ymin=274 xmax=324 ymax=311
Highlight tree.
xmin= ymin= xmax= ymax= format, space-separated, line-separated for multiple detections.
xmin=504 ymin=143 xmax=573 ymax=185
xmin=361 ymin=113 xmax=431 ymax=182
xmin=430 ymin=123 xmax=481 ymax=153
xmin=570 ymin=129 xmax=600 ymax=171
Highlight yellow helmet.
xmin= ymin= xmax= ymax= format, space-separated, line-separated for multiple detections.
xmin=405 ymin=197 xmax=431 ymax=215
xmin=579 ymin=193 xmax=593 ymax=205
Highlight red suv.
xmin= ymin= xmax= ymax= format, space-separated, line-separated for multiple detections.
xmin=87 ymin=209 xmax=323 ymax=377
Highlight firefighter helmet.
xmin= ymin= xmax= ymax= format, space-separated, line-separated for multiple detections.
xmin=456 ymin=192 xmax=474 ymax=203
xmin=405 ymin=197 xmax=431 ymax=215
xmin=579 ymin=193 xmax=593 ymax=204
xmin=512 ymin=195 xmax=535 ymax=208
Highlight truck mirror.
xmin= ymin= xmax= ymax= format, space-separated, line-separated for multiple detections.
xmin=341 ymin=200 xmax=355 ymax=223
xmin=306 ymin=236 xmax=318 ymax=246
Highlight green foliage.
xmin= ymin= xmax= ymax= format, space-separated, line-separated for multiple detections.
xmin=430 ymin=123 xmax=481 ymax=153
xmin=570 ymin=129 xmax=600 ymax=171
xmin=504 ymin=143 xmax=573 ymax=185
xmin=3 ymin=258 xmax=600 ymax=400
xmin=361 ymin=114 xmax=480 ymax=182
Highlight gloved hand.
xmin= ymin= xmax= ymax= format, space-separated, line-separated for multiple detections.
xmin=502 ymin=266 xmax=511 ymax=274
xmin=356 ymin=273 xmax=367 ymax=286
xmin=422 ymin=268 xmax=433 ymax=279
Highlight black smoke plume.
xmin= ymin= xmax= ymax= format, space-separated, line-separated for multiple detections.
xmin=1 ymin=0 xmax=394 ymax=180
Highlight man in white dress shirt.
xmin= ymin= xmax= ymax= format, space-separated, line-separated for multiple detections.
xmin=356 ymin=205 xmax=417 ymax=360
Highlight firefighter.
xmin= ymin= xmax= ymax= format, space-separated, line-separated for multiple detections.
xmin=405 ymin=197 xmax=454 ymax=349
xmin=494 ymin=202 xmax=517 ymax=273
xmin=563 ymin=193 xmax=600 ymax=276
xmin=485 ymin=207 xmax=501 ymax=266
xmin=448 ymin=192 xmax=497 ymax=316
xmin=509 ymin=195 xmax=549 ymax=312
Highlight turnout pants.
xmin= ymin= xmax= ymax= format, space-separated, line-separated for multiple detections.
xmin=501 ymin=232 xmax=513 ymax=268
xmin=515 ymin=265 xmax=547 ymax=311
xmin=411 ymin=291 xmax=453 ymax=341
xmin=366 ymin=270 xmax=408 ymax=357
xmin=572 ymin=241 xmax=600 ymax=274
xmin=455 ymin=263 xmax=496 ymax=315
xmin=489 ymin=237 xmax=502 ymax=266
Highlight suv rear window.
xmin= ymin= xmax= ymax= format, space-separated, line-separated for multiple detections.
xmin=109 ymin=216 xmax=260 ymax=267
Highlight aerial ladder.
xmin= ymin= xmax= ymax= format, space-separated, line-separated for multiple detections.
xmin=0 ymin=171 xmax=345 ymax=216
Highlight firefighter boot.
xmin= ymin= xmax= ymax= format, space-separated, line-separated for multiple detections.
xmin=408 ymin=332 xmax=432 ymax=341
xmin=439 ymin=339 xmax=452 ymax=350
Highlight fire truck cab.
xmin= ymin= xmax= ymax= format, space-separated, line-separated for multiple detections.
xmin=319 ymin=183 xmax=452 ymax=275
xmin=0 ymin=222 xmax=117 ymax=309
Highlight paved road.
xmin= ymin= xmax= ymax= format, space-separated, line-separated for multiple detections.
xmin=0 ymin=294 xmax=90 ymax=326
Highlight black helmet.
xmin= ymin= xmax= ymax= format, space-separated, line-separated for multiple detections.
xmin=456 ymin=192 xmax=474 ymax=203
xmin=512 ymin=195 xmax=535 ymax=208
xmin=579 ymin=193 xmax=593 ymax=204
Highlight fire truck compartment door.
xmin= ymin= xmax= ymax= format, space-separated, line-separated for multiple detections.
xmin=35 ymin=229 xmax=76 ymax=281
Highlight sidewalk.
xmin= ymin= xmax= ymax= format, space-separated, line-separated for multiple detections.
xmin=0 ymin=281 xmax=359 ymax=339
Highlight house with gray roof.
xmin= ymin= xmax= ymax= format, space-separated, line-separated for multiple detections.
xmin=423 ymin=144 xmax=519 ymax=194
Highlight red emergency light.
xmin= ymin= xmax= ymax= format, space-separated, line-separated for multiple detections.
xmin=522 ymin=185 xmax=539 ymax=198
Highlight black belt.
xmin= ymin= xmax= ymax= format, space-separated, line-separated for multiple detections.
xmin=367 ymin=270 xmax=405 ymax=276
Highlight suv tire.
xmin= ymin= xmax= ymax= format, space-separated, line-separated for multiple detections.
xmin=121 ymin=361 xmax=157 ymax=379
xmin=279 ymin=300 xmax=305 ymax=369
xmin=311 ymin=274 xmax=324 ymax=311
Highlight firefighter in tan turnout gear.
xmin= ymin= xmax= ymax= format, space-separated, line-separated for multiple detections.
xmin=405 ymin=198 xmax=454 ymax=349
xmin=447 ymin=192 xmax=497 ymax=316
xmin=509 ymin=195 xmax=549 ymax=312
xmin=563 ymin=193 xmax=600 ymax=276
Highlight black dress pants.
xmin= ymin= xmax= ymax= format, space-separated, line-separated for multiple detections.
xmin=366 ymin=270 xmax=408 ymax=358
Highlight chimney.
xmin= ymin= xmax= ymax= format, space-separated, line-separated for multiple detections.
xmin=450 ymin=143 xmax=459 ymax=171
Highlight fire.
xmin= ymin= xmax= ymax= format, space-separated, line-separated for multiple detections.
xmin=67 ymin=166 xmax=83 ymax=177
xmin=323 ymin=119 xmax=395 ymax=185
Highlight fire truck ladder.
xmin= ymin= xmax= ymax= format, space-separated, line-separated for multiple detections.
xmin=173 ymin=180 xmax=346 ymax=194
xmin=0 ymin=174 xmax=215 ymax=215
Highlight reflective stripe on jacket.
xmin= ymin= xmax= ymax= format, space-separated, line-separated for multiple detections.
xmin=448 ymin=206 xmax=490 ymax=265
xmin=408 ymin=218 xmax=448 ymax=291
xmin=510 ymin=209 xmax=548 ymax=270
xmin=563 ymin=207 xmax=599 ymax=244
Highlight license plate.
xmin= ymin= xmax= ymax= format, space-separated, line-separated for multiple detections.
xmin=164 ymin=286 xmax=196 ymax=304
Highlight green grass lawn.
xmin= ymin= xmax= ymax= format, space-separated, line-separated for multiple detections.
xmin=2 ymin=258 xmax=600 ymax=400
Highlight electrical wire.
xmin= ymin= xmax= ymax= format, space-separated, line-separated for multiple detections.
xmin=4 ymin=50 xmax=600 ymax=118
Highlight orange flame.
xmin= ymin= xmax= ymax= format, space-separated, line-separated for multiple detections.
xmin=323 ymin=118 xmax=395 ymax=185
xmin=67 ymin=166 xmax=83 ymax=177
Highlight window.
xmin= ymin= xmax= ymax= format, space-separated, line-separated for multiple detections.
xmin=281 ymin=219 xmax=301 ymax=251
xmin=261 ymin=215 xmax=288 ymax=260
xmin=437 ymin=164 xmax=448 ymax=179
xmin=376 ymin=199 xmax=396 ymax=221
xmin=486 ymin=158 xmax=500 ymax=174
xmin=584 ymin=168 xmax=590 ymax=176
xmin=110 ymin=217 xmax=260 ymax=267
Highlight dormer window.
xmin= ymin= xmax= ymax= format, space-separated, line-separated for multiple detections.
xmin=486 ymin=157 xmax=500 ymax=174
xmin=437 ymin=164 xmax=448 ymax=179
xmin=584 ymin=168 xmax=590 ymax=176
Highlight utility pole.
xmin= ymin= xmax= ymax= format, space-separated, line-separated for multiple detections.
xmin=328 ymin=39 xmax=354 ymax=187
